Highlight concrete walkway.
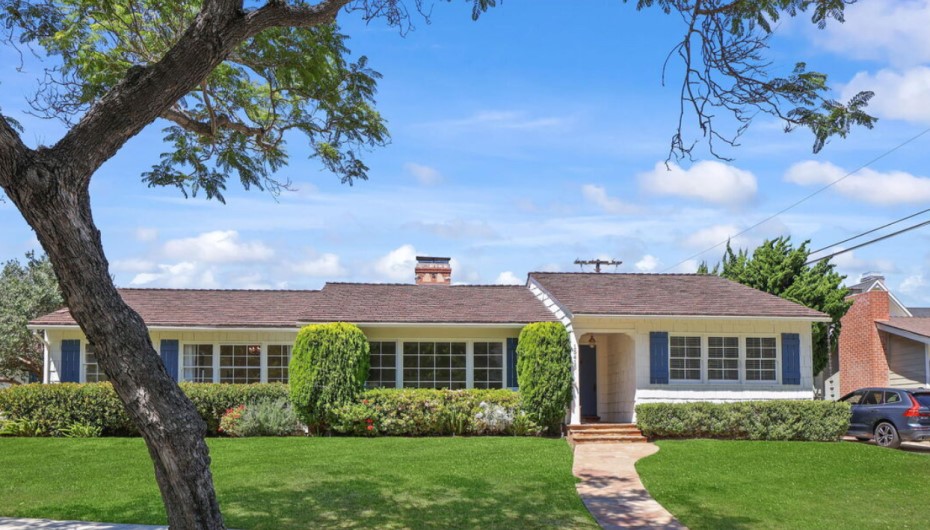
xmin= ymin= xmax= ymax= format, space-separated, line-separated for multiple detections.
xmin=0 ymin=519 xmax=166 ymax=530
xmin=572 ymin=443 xmax=685 ymax=530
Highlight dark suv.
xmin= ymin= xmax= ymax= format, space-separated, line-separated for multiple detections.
xmin=839 ymin=388 xmax=930 ymax=448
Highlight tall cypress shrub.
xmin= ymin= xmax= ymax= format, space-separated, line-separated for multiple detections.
xmin=289 ymin=323 xmax=370 ymax=433
xmin=517 ymin=322 xmax=572 ymax=433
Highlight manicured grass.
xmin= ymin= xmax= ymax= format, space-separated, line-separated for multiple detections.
xmin=637 ymin=440 xmax=930 ymax=529
xmin=0 ymin=437 xmax=596 ymax=529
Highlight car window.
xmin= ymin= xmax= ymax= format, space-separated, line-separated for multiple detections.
xmin=884 ymin=391 xmax=902 ymax=404
xmin=915 ymin=394 xmax=930 ymax=408
xmin=841 ymin=391 xmax=864 ymax=404
xmin=860 ymin=390 xmax=884 ymax=405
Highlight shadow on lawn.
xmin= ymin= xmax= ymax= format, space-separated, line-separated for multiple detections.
xmin=218 ymin=473 xmax=596 ymax=529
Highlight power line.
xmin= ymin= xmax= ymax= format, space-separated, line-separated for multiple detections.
xmin=662 ymin=126 xmax=930 ymax=272
xmin=809 ymin=206 xmax=930 ymax=255
xmin=805 ymin=218 xmax=930 ymax=266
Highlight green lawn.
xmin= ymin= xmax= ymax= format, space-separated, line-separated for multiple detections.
xmin=637 ymin=440 xmax=930 ymax=530
xmin=0 ymin=437 xmax=596 ymax=529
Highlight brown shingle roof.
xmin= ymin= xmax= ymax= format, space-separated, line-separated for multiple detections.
xmin=299 ymin=283 xmax=556 ymax=324
xmin=529 ymin=272 xmax=828 ymax=319
xmin=29 ymin=288 xmax=316 ymax=328
xmin=881 ymin=317 xmax=930 ymax=339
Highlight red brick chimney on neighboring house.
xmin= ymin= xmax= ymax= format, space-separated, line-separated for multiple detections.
xmin=838 ymin=275 xmax=891 ymax=396
xmin=415 ymin=256 xmax=452 ymax=285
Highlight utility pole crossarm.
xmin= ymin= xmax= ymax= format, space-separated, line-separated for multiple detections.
xmin=574 ymin=258 xmax=623 ymax=273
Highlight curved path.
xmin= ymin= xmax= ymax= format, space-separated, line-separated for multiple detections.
xmin=572 ymin=443 xmax=685 ymax=530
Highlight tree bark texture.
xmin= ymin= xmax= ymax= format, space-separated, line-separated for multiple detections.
xmin=0 ymin=2 xmax=350 ymax=528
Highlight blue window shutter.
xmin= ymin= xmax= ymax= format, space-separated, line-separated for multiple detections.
xmin=60 ymin=340 xmax=81 ymax=383
xmin=506 ymin=338 xmax=519 ymax=388
xmin=160 ymin=339 xmax=180 ymax=382
xmin=649 ymin=332 xmax=669 ymax=384
xmin=782 ymin=333 xmax=801 ymax=385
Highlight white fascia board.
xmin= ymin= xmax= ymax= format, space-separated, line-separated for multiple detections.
xmin=876 ymin=323 xmax=930 ymax=345
xmin=310 ymin=322 xmax=529 ymax=328
xmin=527 ymin=278 xmax=574 ymax=320
xmin=574 ymin=313 xmax=833 ymax=323
xmin=28 ymin=324 xmax=299 ymax=332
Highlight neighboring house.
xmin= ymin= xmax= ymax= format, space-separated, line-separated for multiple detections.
xmin=29 ymin=256 xmax=828 ymax=424
xmin=837 ymin=274 xmax=930 ymax=398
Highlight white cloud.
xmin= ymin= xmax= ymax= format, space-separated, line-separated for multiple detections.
xmin=900 ymin=274 xmax=929 ymax=296
xmin=405 ymin=219 xmax=497 ymax=239
xmin=816 ymin=1 xmax=930 ymax=68
xmin=437 ymin=110 xmax=568 ymax=131
xmin=134 ymin=227 xmax=158 ymax=242
xmin=129 ymin=262 xmax=218 ymax=288
xmin=785 ymin=161 xmax=930 ymax=205
xmin=111 ymin=258 xmax=156 ymax=273
xmin=374 ymin=244 xmax=417 ymax=282
xmin=638 ymin=161 xmax=757 ymax=206
xmin=495 ymin=271 xmax=523 ymax=285
xmin=404 ymin=163 xmax=443 ymax=185
xmin=825 ymin=248 xmax=897 ymax=276
xmin=635 ymin=254 xmax=660 ymax=272
xmin=289 ymin=253 xmax=346 ymax=277
xmin=581 ymin=184 xmax=636 ymax=214
xmin=682 ymin=224 xmax=745 ymax=250
xmin=162 ymin=230 xmax=274 ymax=263
xmin=841 ymin=67 xmax=930 ymax=125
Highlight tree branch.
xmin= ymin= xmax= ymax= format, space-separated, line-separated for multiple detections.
xmin=0 ymin=113 xmax=30 ymax=190
xmin=162 ymin=108 xmax=266 ymax=138
xmin=246 ymin=0 xmax=351 ymax=30
xmin=0 ymin=376 xmax=23 ymax=386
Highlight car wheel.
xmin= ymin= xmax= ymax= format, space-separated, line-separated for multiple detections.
xmin=874 ymin=422 xmax=901 ymax=449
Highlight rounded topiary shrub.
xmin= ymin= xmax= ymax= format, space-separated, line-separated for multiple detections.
xmin=289 ymin=322 xmax=370 ymax=433
xmin=516 ymin=322 xmax=572 ymax=433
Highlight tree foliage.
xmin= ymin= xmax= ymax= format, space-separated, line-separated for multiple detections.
xmin=289 ymin=322 xmax=370 ymax=433
xmin=628 ymin=0 xmax=875 ymax=159
xmin=516 ymin=322 xmax=573 ymax=433
xmin=0 ymin=252 xmax=62 ymax=385
xmin=699 ymin=237 xmax=851 ymax=375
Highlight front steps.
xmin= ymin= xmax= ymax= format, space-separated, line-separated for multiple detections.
xmin=568 ymin=423 xmax=647 ymax=444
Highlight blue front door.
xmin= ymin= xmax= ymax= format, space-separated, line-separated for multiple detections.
xmin=579 ymin=345 xmax=597 ymax=419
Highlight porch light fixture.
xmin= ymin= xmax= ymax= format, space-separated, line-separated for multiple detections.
xmin=587 ymin=335 xmax=596 ymax=346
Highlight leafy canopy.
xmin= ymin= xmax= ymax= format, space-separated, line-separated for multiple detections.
xmin=699 ymin=236 xmax=851 ymax=375
xmin=0 ymin=252 xmax=62 ymax=384
xmin=2 ymin=0 xmax=396 ymax=201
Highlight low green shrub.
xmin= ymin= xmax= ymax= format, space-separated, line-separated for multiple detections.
xmin=59 ymin=423 xmax=103 ymax=438
xmin=0 ymin=382 xmax=289 ymax=436
xmin=330 ymin=388 xmax=541 ymax=436
xmin=236 ymin=398 xmax=302 ymax=437
xmin=0 ymin=418 xmax=45 ymax=437
xmin=635 ymin=400 xmax=851 ymax=441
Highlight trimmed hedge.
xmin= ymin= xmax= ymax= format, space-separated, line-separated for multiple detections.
xmin=330 ymin=388 xmax=541 ymax=436
xmin=0 ymin=382 xmax=289 ymax=436
xmin=289 ymin=323 xmax=370 ymax=432
xmin=516 ymin=322 xmax=573 ymax=433
xmin=635 ymin=400 xmax=851 ymax=441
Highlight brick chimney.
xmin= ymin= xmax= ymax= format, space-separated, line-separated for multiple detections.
xmin=415 ymin=256 xmax=451 ymax=285
xmin=838 ymin=286 xmax=891 ymax=396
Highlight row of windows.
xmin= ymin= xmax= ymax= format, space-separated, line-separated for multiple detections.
xmin=669 ymin=336 xmax=778 ymax=382
xmin=368 ymin=341 xmax=504 ymax=389
xmin=82 ymin=341 xmax=506 ymax=389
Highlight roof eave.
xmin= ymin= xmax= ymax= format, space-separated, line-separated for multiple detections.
xmin=572 ymin=313 xmax=832 ymax=322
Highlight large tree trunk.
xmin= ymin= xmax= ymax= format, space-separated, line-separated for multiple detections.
xmin=5 ymin=165 xmax=225 ymax=529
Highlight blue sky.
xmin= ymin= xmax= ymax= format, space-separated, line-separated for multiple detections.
xmin=2 ymin=1 xmax=930 ymax=305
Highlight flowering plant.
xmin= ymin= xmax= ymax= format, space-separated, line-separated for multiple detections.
xmin=218 ymin=405 xmax=246 ymax=437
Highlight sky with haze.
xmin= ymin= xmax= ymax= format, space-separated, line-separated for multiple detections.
xmin=2 ymin=1 xmax=930 ymax=306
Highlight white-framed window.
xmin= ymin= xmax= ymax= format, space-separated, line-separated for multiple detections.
xmin=84 ymin=343 xmax=107 ymax=383
xmin=746 ymin=337 xmax=777 ymax=381
xmin=367 ymin=341 xmax=397 ymax=388
xmin=669 ymin=336 xmax=702 ymax=381
xmin=473 ymin=342 xmax=504 ymax=389
xmin=402 ymin=341 xmax=467 ymax=389
xmin=219 ymin=345 xmax=261 ymax=383
xmin=183 ymin=344 xmax=214 ymax=383
xmin=267 ymin=345 xmax=292 ymax=383
xmin=707 ymin=336 xmax=739 ymax=381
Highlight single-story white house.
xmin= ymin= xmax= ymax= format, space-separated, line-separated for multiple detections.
xmin=30 ymin=256 xmax=829 ymax=424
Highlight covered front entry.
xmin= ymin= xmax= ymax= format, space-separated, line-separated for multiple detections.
xmin=573 ymin=332 xmax=636 ymax=424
